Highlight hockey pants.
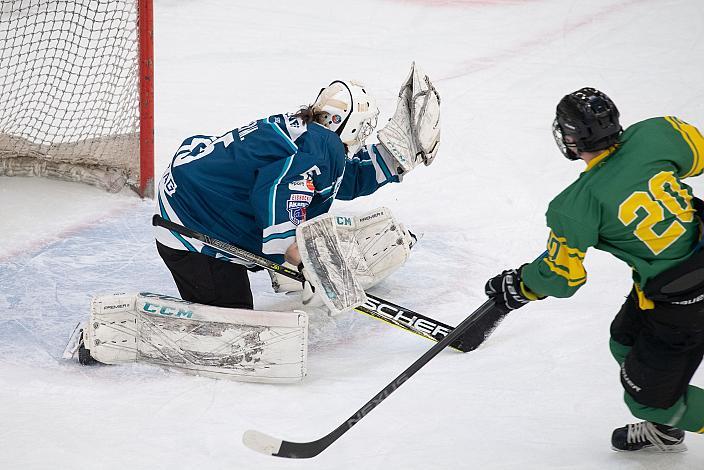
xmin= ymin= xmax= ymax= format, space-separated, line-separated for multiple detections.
xmin=609 ymin=289 xmax=704 ymax=433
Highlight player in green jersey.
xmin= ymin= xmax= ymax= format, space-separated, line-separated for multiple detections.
xmin=485 ymin=87 xmax=704 ymax=452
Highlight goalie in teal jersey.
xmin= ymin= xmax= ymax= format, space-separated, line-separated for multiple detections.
xmin=485 ymin=87 xmax=704 ymax=452
xmin=155 ymin=65 xmax=440 ymax=312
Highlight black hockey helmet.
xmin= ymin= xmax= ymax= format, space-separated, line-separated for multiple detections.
xmin=552 ymin=87 xmax=622 ymax=160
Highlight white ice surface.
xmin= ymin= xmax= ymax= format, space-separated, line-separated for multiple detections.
xmin=2 ymin=0 xmax=704 ymax=468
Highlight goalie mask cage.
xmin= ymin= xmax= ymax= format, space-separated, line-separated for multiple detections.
xmin=0 ymin=0 xmax=154 ymax=197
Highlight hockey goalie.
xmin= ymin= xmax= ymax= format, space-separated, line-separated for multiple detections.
xmin=153 ymin=61 xmax=440 ymax=314
xmin=63 ymin=63 xmax=440 ymax=383
xmin=63 ymin=206 xmax=416 ymax=384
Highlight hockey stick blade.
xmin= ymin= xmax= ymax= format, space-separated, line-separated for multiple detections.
xmin=152 ymin=215 xmax=482 ymax=352
xmin=453 ymin=307 xmax=509 ymax=352
xmin=242 ymin=430 xmax=284 ymax=456
xmin=242 ymin=429 xmax=332 ymax=459
xmin=242 ymin=300 xmax=499 ymax=459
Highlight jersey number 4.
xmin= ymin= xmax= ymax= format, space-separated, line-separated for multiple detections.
xmin=618 ymin=171 xmax=694 ymax=255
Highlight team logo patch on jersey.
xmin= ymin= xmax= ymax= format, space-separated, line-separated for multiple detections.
xmin=288 ymin=179 xmax=315 ymax=193
xmin=289 ymin=193 xmax=313 ymax=203
xmin=300 ymin=165 xmax=321 ymax=180
xmin=332 ymin=114 xmax=342 ymax=124
xmin=287 ymin=200 xmax=308 ymax=225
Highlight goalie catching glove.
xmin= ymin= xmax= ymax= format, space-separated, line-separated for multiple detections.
xmin=377 ymin=62 xmax=441 ymax=175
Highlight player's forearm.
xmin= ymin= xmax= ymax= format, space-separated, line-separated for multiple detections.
xmin=521 ymin=256 xmax=583 ymax=299
xmin=335 ymin=144 xmax=400 ymax=201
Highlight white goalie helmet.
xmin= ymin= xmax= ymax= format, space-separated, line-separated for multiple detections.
xmin=313 ymin=80 xmax=379 ymax=148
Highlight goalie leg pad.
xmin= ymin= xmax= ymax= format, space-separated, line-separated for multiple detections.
xmin=81 ymin=293 xmax=308 ymax=383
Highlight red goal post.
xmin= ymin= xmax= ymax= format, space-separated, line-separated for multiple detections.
xmin=0 ymin=0 xmax=154 ymax=198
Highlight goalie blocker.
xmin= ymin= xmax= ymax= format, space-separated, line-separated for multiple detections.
xmin=63 ymin=292 xmax=308 ymax=383
xmin=269 ymin=207 xmax=417 ymax=292
xmin=274 ymin=207 xmax=416 ymax=315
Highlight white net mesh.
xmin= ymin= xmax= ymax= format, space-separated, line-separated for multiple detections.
xmin=0 ymin=0 xmax=143 ymax=193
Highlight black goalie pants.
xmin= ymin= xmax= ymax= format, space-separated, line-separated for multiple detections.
xmin=156 ymin=241 xmax=254 ymax=310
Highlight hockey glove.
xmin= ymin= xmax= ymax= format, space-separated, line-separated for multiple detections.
xmin=297 ymin=263 xmax=324 ymax=308
xmin=485 ymin=266 xmax=543 ymax=311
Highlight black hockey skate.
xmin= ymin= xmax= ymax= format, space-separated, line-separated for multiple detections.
xmin=63 ymin=322 xmax=97 ymax=365
xmin=77 ymin=328 xmax=97 ymax=365
xmin=611 ymin=421 xmax=686 ymax=452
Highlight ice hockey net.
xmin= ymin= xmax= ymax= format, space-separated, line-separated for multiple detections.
xmin=0 ymin=0 xmax=154 ymax=197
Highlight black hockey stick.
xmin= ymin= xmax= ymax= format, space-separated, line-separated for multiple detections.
xmin=152 ymin=215 xmax=485 ymax=352
xmin=242 ymin=299 xmax=498 ymax=458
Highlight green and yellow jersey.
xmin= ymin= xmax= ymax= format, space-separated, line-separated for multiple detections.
xmin=522 ymin=117 xmax=704 ymax=308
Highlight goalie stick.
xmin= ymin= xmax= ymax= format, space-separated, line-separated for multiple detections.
xmin=152 ymin=215 xmax=488 ymax=353
xmin=242 ymin=299 xmax=498 ymax=458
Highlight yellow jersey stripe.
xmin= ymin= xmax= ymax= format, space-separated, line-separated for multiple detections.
xmin=544 ymin=258 xmax=587 ymax=286
xmin=633 ymin=282 xmax=655 ymax=310
xmin=584 ymin=146 xmax=618 ymax=172
xmin=665 ymin=116 xmax=704 ymax=177
xmin=544 ymin=231 xmax=587 ymax=286
xmin=548 ymin=231 xmax=586 ymax=258
xmin=678 ymin=117 xmax=704 ymax=177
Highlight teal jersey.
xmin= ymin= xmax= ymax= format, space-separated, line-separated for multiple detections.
xmin=155 ymin=113 xmax=399 ymax=265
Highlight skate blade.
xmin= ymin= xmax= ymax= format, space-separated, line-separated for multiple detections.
xmin=611 ymin=443 xmax=687 ymax=453
xmin=62 ymin=322 xmax=85 ymax=359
